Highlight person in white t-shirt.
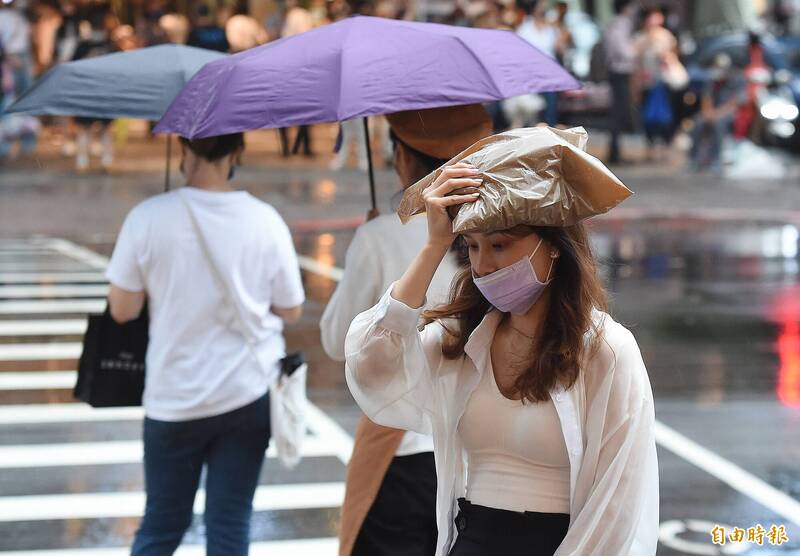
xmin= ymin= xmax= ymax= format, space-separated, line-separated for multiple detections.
xmin=106 ymin=132 xmax=305 ymax=556
xmin=515 ymin=0 xmax=560 ymax=126
xmin=322 ymin=105 xmax=492 ymax=556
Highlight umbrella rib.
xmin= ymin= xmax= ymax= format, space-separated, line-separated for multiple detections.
xmin=452 ymin=34 xmax=505 ymax=98
xmin=335 ymin=28 xmax=349 ymax=122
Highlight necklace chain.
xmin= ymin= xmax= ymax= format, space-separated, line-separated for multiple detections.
xmin=504 ymin=319 xmax=539 ymax=340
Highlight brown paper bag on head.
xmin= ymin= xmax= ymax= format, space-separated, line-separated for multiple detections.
xmin=397 ymin=126 xmax=633 ymax=233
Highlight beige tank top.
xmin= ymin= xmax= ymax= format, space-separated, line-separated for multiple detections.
xmin=458 ymin=366 xmax=571 ymax=514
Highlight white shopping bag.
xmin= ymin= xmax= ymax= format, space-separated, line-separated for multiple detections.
xmin=270 ymin=362 xmax=308 ymax=469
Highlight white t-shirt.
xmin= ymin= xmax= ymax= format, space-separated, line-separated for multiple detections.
xmin=320 ymin=213 xmax=459 ymax=456
xmin=0 ymin=9 xmax=31 ymax=56
xmin=106 ymin=187 xmax=305 ymax=422
xmin=517 ymin=18 xmax=558 ymax=60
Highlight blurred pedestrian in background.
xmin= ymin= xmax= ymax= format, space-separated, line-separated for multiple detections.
xmin=107 ymin=132 xmax=305 ymax=556
xmin=330 ymin=118 xmax=368 ymax=171
xmin=733 ymin=30 xmax=770 ymax=141
xmin=158 ymin=12 xmax=190 ymax=45
xmin=634 ymin=7 xmax=680 ymax=162
xmin=516 ymin=0 xmax=559 ymax=126
xmin=226 ymin=9 xmax=268 ymax=53
xmin=0 ymin=0 xmax=39 ymax=162
xmin=136 ymin=0 xmax=169 ymax=47
xmin=603 ymin=0 xmax=639 ymax=164
xmin=29 ymin=0 xmax=62 ymax=73
xmin=323 ymin=104 xmax=492 ymax=556
xmin=187 ymin=4 xmax=229 ymax=52
xmin=552 ymin=1 xmax=573 ymax=67
xmin=53 ymin=0 xmax=80 ymax=65
xmin=279 ymin=0 xmax=315 ymax=157
xmin=71 ymin=3 xmax=116 ymax=171
xmin=689 ymin=53 xmax=743 ymax=174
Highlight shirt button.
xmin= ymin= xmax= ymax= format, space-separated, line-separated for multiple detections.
xmin=555 ymin=394 xmax=562 ymax=402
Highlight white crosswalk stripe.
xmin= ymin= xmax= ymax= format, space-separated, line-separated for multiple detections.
xmin=0 ymin=284 xmax=109 ymax=299
xmin=0 ymin=343 xmax=82 ymax=361
xmin=0 ymin=482 xmax=345 ymax=522
xmin=0 ymin=273 xmax=107 ymax=284
xmin=0 ymin=371 xmax=76 ymax=390
xmin=0 ymin=538 xmax=338 ymax=556
xmin=0 ymin=436 xmax=339 ymax=468
xmin=0 ymin=321 xmax=86 ymax=337
xmin=0 ymin=238 xmax=351 ymax=554
xmin=0 ymin=299 xmax=105 ymax=314
xmin=0 ymin=403 xmax=144 ymax=424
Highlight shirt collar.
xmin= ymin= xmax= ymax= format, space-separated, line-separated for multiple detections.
xmin=463 ymin=309 xmax=503 ymax=366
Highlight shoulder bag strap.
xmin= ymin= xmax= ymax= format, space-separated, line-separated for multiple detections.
xmin=177 ymin=190 xmax=267 ymax=369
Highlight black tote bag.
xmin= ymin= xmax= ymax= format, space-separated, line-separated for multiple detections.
xmin=74 ymin=305 xmax=148 ymax=407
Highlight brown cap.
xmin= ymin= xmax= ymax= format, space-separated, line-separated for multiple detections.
xmin=397 ymin=126 xmax=632 ymax=232
xmin=386 ymin=104 xmax=493 ymax=160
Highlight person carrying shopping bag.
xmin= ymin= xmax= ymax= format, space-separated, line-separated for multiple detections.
xmin=106 ymin=132 xmax=305 ymax=556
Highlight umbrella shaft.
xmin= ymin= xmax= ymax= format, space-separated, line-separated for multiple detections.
xmin=363 ymin=118 xmax=377 ymax=213
xmin=165 ymin=134 xmax=172 ymax=192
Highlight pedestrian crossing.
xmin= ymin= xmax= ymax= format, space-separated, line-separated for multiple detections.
xmin=0 ymin=321 xmax=86 ymax=336
xmin=0 ymin=539 xmax=339 ymax=556
xmin=0 ymin=238 xmax=349 ymax=554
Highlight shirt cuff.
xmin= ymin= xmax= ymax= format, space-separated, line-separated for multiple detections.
xmin=374 ymin=282 xmax=425 ymax=336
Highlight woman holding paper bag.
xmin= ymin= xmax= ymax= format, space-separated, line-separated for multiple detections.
xmin=344 ymin=126 xmax=659 ymax=556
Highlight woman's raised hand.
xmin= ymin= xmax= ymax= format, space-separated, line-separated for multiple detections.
xmin=423 ymin=162 xmax=482 ymax=248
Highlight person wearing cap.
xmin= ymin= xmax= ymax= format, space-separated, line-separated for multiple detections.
xmin=321 ymin=105 xmax=492 ymax=556
xmin=344 ymin=126 xmax=659 ymax=555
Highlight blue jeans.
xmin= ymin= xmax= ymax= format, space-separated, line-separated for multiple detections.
xmin=541 ymin=91 xmax=559 ymax=127
xmin=131 ymin=392 xmax=271 ymax=556
xmin=690 ymin=115 xmax=733 ymax=172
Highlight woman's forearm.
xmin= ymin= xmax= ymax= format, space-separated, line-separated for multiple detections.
xmin=392 ymin=242 xmax=451 ymax=309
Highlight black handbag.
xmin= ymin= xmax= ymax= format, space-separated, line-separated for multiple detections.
xmin=74 ymin=305 xmax=148 ymax=407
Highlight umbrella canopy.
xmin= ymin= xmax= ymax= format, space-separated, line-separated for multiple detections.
xmin=6 ymin=44 xmax=226 ymax=121
xmin=155 ymin=16 xmax=580 ymax=139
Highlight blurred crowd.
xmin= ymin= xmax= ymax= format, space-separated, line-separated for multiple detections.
xmin=1 ymin=0 xmax=799 ymax=174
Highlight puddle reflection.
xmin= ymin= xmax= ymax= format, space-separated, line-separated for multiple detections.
xmin=590 ymin=218 xmax=800 ymax=407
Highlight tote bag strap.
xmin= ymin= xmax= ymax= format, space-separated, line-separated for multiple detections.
xmin=177 ymin=190 xmax=268 ymax=372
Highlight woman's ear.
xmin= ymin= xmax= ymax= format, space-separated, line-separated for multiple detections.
xmin=179 ymin=144 xmax=191 ymax=177
xmin=233 ymin=146 xmax=244 ymax=166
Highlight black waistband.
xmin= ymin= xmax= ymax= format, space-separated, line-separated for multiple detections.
xmin=455 ymin=498 xmax=570 ymax=533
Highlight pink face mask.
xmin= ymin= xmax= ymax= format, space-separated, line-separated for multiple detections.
xmin=472 ymin=238 xmax=555 ymax=315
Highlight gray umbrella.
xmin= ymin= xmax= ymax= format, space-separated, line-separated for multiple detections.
xmin=6 ymin=44 xmax=226 ymax=189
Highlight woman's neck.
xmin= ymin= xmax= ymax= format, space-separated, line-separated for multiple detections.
xmin=185 ymin=170 xmax=234 ymax=192
xmin=505 ymin=290 xmax=552 ymax=338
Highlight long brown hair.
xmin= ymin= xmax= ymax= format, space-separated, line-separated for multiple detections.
xmin=422 ymin=223 xmax=608 ymax=402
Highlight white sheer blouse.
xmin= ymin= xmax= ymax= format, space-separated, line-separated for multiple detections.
xmin=344 ymin=284 xmax=659 ymax=556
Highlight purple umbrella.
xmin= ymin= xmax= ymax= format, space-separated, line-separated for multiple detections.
xmin=155 ymin=16 xmax=579 ymax=211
